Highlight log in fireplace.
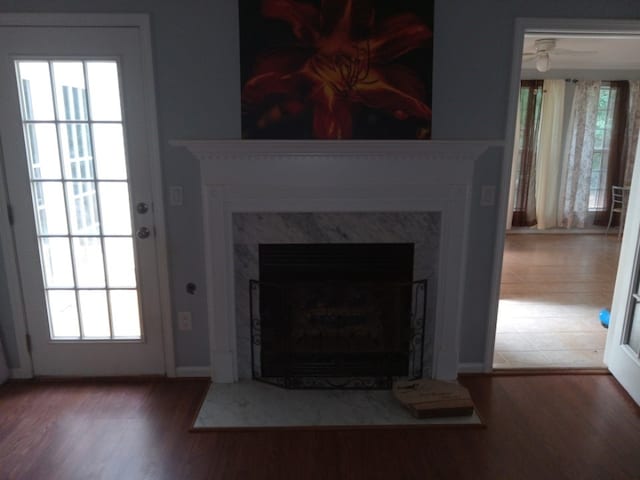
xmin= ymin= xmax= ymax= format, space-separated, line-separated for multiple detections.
xmin=250 ymin=243 xmax=427 ymax=389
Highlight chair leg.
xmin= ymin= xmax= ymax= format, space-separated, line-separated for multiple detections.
xmin=606 ymin=207 xmax=615 ymax=236
xmin=619 ymin=207 xmax=626 ymax=240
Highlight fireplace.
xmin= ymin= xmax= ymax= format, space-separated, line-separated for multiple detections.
xmin=171 ymin=139 xmax=494 ymax=382
xmin=250 ymin=243 xmax=427 ymax=388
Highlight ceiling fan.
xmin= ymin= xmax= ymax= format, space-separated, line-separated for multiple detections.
xmin=522 ymin=38 xmax=595 ymax=72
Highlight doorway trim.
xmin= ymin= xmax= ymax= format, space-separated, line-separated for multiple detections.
xmin=485 ymin=18 xmax=640 ymax=372
xmin=0 ymin=13 xmax=175 ymax=377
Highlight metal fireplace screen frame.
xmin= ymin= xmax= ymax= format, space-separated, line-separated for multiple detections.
xmin=249 ymin=279 xmax=427 ymax=389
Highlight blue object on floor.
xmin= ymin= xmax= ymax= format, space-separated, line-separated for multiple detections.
xmin=600 ymin=308 xmax=610 ymax=328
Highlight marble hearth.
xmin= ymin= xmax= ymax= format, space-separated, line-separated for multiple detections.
xmin=172 ymin=140 xmax=493 ymax=382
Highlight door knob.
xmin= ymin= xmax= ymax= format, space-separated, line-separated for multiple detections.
xmin=136 ymin=226 xmax=151 ymax=239
xmin=136 ymin=202 xmax=149 ymax=214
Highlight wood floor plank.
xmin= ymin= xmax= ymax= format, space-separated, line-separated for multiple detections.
xmin=0 ymin=376 xmax=638 ymax=479
xmin=496 ymin=234 xmax=620 ymax=368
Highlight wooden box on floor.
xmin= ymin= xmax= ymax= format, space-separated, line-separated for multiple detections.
xmin=393 ymin=379 xmax=475 ymax=418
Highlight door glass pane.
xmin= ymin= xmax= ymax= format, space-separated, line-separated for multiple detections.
xmin=59 ymin=123 xmax=94 ymax=179
xmin=15 ymin=59 xmax=142 ymax=341
xmin=86 ymin=62 xmax=122 ymax=121
xmin=52 ymin=62 xmax=88 ymax=121
xmin=72 ymin=237 xmax=106 ymax=288
xmin=93 ymin=124 xmax=127 ymax=179
xmin=31 ymin=182 xmax=68 ymax=235
xmin=110 ymin=290 xmax=141 ymax=338
xmin=47 ymin=290 xmax=80 ymax=338
xmin=628 ymin=306 xmax=640 ymax=355
xmin=66 ymin=182 xmax=100 ymax=235
xmin=104 ymin=238 xmax=136 ymax=288
xmin=16 ymin=61 xmax=55 ymax=121
xmin=99 ymin=182 xmax=132 ymax=235
xmin=23 ymin=123 xmax=61 ymax=179
xmin=40 ymin=237 xmax=74 ymax=288
xmin=79 ymin=290 xmax=111 ymax=338
xmin=625 ymin=271 xmax=640 ymax=355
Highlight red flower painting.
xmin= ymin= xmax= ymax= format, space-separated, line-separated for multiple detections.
xmin=240 ymin=0 xmax=433 ymax=139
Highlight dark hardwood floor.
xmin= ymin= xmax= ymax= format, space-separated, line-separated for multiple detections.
xmin=0 ymin=375 xmax=638 ymax=479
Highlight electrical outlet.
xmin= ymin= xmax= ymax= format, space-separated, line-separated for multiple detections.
xmin=177 ymin=311 xmax=192 ymax=331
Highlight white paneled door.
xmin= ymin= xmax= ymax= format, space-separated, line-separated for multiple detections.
xmin=0 ymin=21 xmax=167 ymax=375
xmin=605 ymin=140 xmax=640 ymax=405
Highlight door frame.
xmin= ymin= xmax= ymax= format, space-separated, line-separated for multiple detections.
xmin=0 ymin=13 xmax=175 ymax=378
xmin=485 ymin=17 xmax=640 ymax=371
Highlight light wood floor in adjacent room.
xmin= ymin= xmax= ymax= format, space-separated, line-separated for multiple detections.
xmin=0 ymin=376 xmax=638 ymax=479
xmin=494 ymin=234 xmax=621 ymax=369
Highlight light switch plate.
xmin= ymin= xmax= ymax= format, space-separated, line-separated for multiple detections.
xmin=169 ymin=186 xmax=183 ymax=206
xmin=177 ymin=311 xmax=192 ymax=331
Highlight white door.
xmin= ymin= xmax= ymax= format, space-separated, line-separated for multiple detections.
xmin=0 ymin=24 xmax=166 ymax=375
xmin=605 ymin=141 xmax=640 ymax=405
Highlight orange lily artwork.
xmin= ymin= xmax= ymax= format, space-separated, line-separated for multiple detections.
xmin=240 ymin=0 xmax=433 ymax=139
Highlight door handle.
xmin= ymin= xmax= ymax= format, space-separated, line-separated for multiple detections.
xmin=136 ymin=202 xmax=150 ymax=214
xmin=136 ymin=226 xmax=151 ymax=239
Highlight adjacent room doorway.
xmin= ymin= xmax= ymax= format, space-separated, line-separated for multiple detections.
xmin=494 ymin=20 xmax=640 ymax=402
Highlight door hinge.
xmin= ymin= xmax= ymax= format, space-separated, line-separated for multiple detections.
xmin=7 ymin=204 xmax=14 ymax=226
xmin=25 ymin=334 xmax=32 ymax=354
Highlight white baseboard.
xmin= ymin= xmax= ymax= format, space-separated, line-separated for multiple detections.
xmin=175 ymin=366 xmax=211 ymax=378
xmin=457 ymin=362 xmax=486 ymax=374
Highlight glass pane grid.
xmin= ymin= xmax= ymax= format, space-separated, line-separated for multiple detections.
xmin=15 ymin=59 xmax=141 ymax=341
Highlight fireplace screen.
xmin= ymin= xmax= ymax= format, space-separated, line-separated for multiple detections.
xmin=250 ymin=244 xmax=427 ymax=389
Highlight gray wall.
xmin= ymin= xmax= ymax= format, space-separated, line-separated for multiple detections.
xmin=0 ymin=239 xmax=19 ymax=367
xmin=0 ymin=0 xmax=638 ymax=370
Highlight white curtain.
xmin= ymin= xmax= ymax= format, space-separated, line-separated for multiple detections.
xmin=506 ymin=96 xmax=522 ymax=230
xmin=623 ymin=80 xmax=640 ymax=186
xmin=535 ymin=80 xmax=566 ymax=229
xmin=559 ymin=80 xmax=601 ymax=229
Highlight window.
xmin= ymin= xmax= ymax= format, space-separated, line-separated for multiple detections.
xmin=589 ymin=83 xmax=619 ymax=211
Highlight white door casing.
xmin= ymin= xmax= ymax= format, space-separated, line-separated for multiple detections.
xmin=0 ymin=15 xmax=174 ymax=376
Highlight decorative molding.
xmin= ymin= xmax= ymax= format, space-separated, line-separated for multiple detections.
xmin=175 ymin=366 xmax=211 ymax=378
xmin=170 ymin=139 xmax=503 ymax=155
xmin=173 ymin=140 xmax=494 ymax=382
xmin=171 ymin=140 xmax=502 ymax=189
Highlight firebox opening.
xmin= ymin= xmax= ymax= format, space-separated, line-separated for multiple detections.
xmin=250 ymin=243 xmax=427 ymax=389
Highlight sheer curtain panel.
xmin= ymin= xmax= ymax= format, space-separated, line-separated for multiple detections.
xmin=560 ymin=81 xmax=601 ymax=228
xmin=535 ymin=80 xmax=566 ymax=229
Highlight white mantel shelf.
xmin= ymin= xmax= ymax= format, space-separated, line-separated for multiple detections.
xmin=171 ymin=139 xmax=502 ymax=383
xmin=170 ymin=139 xmax=503 ymax=187
xmin=169 ymin=139 xmax=503 ymax=155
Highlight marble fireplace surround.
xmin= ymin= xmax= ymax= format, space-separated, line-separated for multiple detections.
xmin=172 ymin=140 xmax=493 ymax=382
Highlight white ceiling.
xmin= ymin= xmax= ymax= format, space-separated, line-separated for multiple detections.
xmin=522 ymin=34 xmax=640 ymax=72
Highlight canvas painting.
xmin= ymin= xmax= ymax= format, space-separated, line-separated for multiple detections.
xmin=240 ymin=0 xmax=434 ymax=139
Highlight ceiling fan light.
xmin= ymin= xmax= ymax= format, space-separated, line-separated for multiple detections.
xmin=536 ymin=52 xmax=551 ymax=72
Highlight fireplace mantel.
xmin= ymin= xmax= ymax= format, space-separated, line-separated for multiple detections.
xmin=171 ymin=140 xmax=491 ymax=187
xmin=171 ymin=140 xmax=498 ymax=382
